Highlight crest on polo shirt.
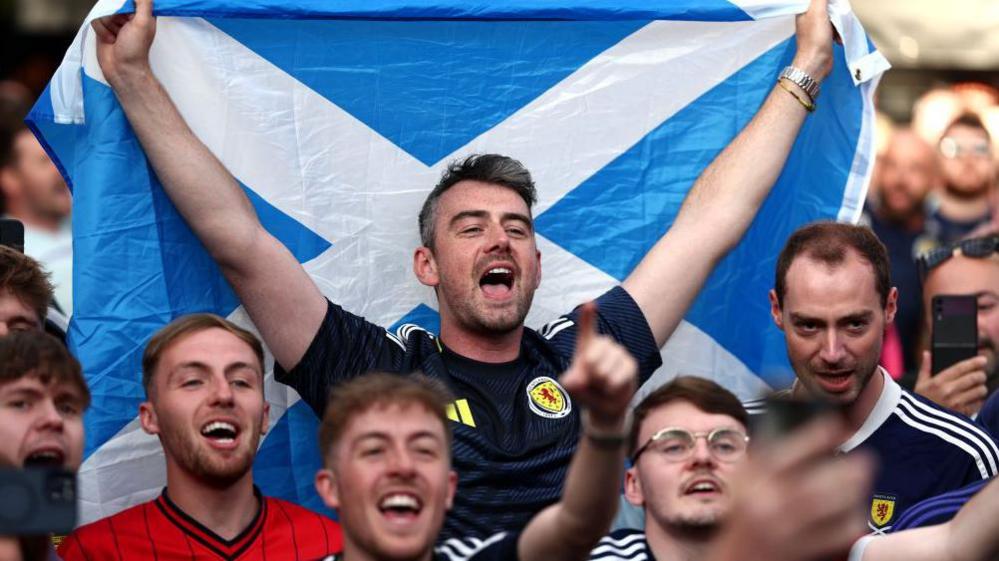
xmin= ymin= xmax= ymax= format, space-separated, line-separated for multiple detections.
xmin=527 ymin=377 xmax=572 ymax=419
xmin=870 ymin=494 xmax=897 ymax=528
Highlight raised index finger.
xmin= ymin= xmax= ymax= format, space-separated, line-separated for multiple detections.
xmin=134 ymin=0 xmax=154 ymax=24
xmin=574 ymin=301 xmax=597 ymax=359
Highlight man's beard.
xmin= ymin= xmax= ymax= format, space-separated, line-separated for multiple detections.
xmin=665 ymin=512 xmax=724 ymax=539
xmin=161 ymin=427 xmax=257 ymax=488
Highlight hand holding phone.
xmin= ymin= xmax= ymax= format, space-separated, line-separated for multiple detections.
xmin=915 ymin=351 xmax=988 ymax=416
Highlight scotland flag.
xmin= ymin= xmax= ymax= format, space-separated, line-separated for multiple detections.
xmin=28 ymin=0 xmax=887 ymax=523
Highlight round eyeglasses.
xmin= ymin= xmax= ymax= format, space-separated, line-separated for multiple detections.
xmin=631 ymin=427 xmax=749 ymax=463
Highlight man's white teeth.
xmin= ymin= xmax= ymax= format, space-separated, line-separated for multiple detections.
xmin=380 ymin=494 xmax=419 ymax=511
xmin=691 ymin=482 xmax=717 ymax=492
xmin=488 ymin=267 xmax=511 ymax=275
xmin=201 ymin=421 xmax=237 ymax=440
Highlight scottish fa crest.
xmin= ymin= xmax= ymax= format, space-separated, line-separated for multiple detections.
xmin=527 ymin=377 xmax=572 ymax=419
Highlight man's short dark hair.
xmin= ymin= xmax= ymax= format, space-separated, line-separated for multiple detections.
xmin=629 ymin=376 xmax=748 ymax=455
xmin=774 ymin=222 xmax=891 ymax=308
xmin=0 ymin=245 xmax=54 ymax=324
xmin=319 ymin=372 xmax=454 ymax=465
xmin=943 ymin=112 xmax=991 ymax=143
xmin=418 ymin=154 xmax=537 ymax=249
xmin=0 ymin=331 xmax=90 ymax=410
xmin=142 ymin=313 xmax=265 ymax=398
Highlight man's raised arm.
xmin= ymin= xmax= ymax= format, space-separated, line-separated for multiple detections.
xmin=516 ymin=303 xmax=637 ymax=561
xmin=622 ymin=0 xmax=834 ymax=347
xmin=92 ymin=0 xmax=325 ymax=370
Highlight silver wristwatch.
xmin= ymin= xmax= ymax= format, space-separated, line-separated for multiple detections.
xmin=779 ymin=66 xmax=820 ymax=101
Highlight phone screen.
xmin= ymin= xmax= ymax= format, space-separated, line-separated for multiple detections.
xmin=931 ymin=295 xmax=978 ymax=375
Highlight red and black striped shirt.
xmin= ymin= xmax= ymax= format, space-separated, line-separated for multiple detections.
xmin=59 ymin=488 xmax=342 ymax=561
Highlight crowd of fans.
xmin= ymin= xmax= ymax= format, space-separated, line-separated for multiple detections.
xmin=1 ymin=0 xmax=999 ymax=560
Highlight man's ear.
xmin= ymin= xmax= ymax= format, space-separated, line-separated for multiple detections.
xmin=0 ymin=166 xmax=21 ymax=201
xmin=884 ymin=287 xmax=899 ymax=326
xmin=534 ymin=249 xmax=542 ymax=290
xmin=261 ymin=401 xmax=271 ymax=436
xmin=414 ymin=246 xmax=440 ymax=288
xmin=769 ymin=290 xmax=785 ymax=330
xmin=315 ymin=468 xmax=341 ymax=510
xmin=139 ymin=401 xmax=159 ymax=435
xmin=445 ymin=469 xmax=458 ymax=510
xmin=623 ymin=466 xmax=645 ymax=507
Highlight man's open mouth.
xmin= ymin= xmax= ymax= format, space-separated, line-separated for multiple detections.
xmin=684 ymin=479 xmax=721 ymax=496
xmin=479 ymin=266 xmax=514 ymax=298
xmin=201 ymin=420 xmax=240 ymax=445
xmin=23 ymin=448 xmax=65 ymax=468
xmin=378 ymin=492 xmax=423 ymax=521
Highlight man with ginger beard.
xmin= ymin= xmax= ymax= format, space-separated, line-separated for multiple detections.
xmin=60 ymin=314 xmax=342 ymax=561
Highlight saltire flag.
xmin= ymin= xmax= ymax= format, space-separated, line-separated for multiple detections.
xmin=28 ymin=0 xmax=888 ymax=523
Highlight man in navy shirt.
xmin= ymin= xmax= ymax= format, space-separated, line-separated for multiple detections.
xmin=313 ymin=304 xmax=637 ymax=561
xmin=93 ymin=0 xmax=835 ymax=538
xmin=768 ymin=222 xmax=999 ymax=533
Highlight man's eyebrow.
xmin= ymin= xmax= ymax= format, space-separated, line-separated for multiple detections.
xmin=501 ymin=212 xmax=533 ymax=227
xmin=448 ymin=210 xmax=489 ymax=228
xmin=789 ymin=312 xmax=821 ymax=323
xmin=0 ymin=386 xmax=45 ymax=400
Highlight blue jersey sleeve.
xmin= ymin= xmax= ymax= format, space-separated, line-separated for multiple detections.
xmin=274 ymin=299 xmax=407 ymax=415
xmin=540 ymin=286 xmax=662 ymax=384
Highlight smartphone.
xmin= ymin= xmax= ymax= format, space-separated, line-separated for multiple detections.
xmin=0 ymin=467 xmax=76 ymax=534
xmin=931 ymin=295 xmax=978 ymax=375
xmin=0 ymin=218 xmax=24 ymax=253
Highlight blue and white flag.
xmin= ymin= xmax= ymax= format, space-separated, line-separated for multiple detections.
xmin=28 ymin=0 xmax=888 ymax=523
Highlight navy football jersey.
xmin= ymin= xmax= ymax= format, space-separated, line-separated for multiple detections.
xmin=276 ymin=286 xmax=661 ymax=540
xmin=750 ymin=370 xmax=999 ymax=533
xmin=842 ymin=372 xmax=998 ymax=532
xmin=888 ymin=478 xmax=990 ymax=532
xmin=976 ymin=389 xmax=999 ymax=437
xmin=589 ymin=529 xmax=652 ymax=561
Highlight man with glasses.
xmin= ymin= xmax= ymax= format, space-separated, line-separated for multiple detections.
xmin=913 ymin=235 xmax=998 ymax=414
xmin=590 ymin=376 xmax=871 ymax=561
xmin=923 ymin=114 xmax=996 ymax=249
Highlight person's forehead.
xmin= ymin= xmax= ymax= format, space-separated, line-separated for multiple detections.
xmin=944 ymin=124 xmax=989 ymax=142
xmin=161 ymin=327 xmax=258 ymax=366
xmin=0 ymin=289 xmax=40 ymax=322
xmin=783 ymin=253 xmax=880 ymax=310
xmin=887 ymin=132 xmax=933 ymax=161
xmin=436 ymin=180 xmax=530 ymax=219
xmin=639 ymin=400 xmax=743 ymax=441
xmin=342 ymin=401 xmax=447 ymax=443
xmin=925 ymin=256 xmax=999 ymax=297
xmin=0 ymin=374 xmax=83 ymax=400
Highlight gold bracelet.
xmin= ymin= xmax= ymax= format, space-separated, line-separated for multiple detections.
xmin=777 ymin=78 xmax=816 ymax=113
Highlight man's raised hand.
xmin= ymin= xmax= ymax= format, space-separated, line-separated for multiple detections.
xmin=92 ymin=0 xmax=156 ymax=87
xmin=560 ymin=303 xmax=638 ymax=431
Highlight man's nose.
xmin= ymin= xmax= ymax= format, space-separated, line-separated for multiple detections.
xmin=819 ymin=330 xmax=846 ymax=364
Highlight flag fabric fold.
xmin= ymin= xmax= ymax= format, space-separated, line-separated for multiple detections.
xmin=28 ymin=0 xmax=887 ymax=522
